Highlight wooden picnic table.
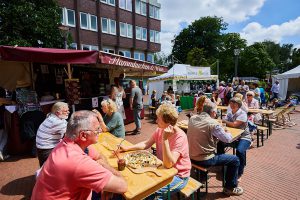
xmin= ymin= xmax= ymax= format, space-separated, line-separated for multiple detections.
xmin=93 ymin=132 xmax=178 ymax=200
xmin=177 ymin=119 xmax=244 ymax=142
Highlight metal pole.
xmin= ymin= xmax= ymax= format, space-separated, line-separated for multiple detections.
xmin=234 ymin=55 xmax=238 ymax=78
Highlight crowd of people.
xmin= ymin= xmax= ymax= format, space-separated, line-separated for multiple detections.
xmin=28 ymin=77 xmax=294 ymax=199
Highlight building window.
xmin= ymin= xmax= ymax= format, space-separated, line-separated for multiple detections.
xmin=110 ymin=20 xmax=116 ymax=35
xmin=136 ymin=26 xmax=147 ymax=41
xmin=120 ymin=22 xmax=133 ymax=38
xmin=120 ymin=22 xmax=127 ymax=37
xmin=134 ymin=51 xmax=145 ymax=61
xmin=155 ymin=31 xmax=160 ymax=43
xmin=119 ymin=0 xmax=132 ymax=11
xmin=101 ymin=18 xmax=116 ymax=35
xmin=80 ymin=13 xmax=97 ymax=31
xmin=149 ymin=5 xmax=160 ymax=19
xmin=142 ymin=28 xmax=147 ymax=41
xmin=135 ymin=0 xmax=146 ymax=16
xmin=119 ymin=49 xmax=131 ymax=58
xmin=61 ymin=8 xmax=76 ymax=27
xmin=90 ymin=15 xmax=97 ymax=31
xmin=136 ymin=26 xmax=141 ymax=40
xmin=147 ymin=53 xmax=154 ymax=63
xmin=101 ymin=0 xmax=115 ymax=6
xmin=127 ymin=24 xmax=133 ymax=38
xmin=81 ymin=44 xmax=99 ymax=51
xmin=150 ymin=30 xmax=155 ymax=42
xmin=66 ymin=9 xmax=75 ymax=26
xmin=103 ymin=47 xmax=115 ymax=54
xmin=101 ymin=18 xmax=108 ymax=33
xmin=69 ymin=43 xmax=77 ymax=50
xmin=150 ymin=30 xmax=160 ymax=43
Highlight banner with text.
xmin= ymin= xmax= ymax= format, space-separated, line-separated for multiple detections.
xmin=186 ymin=66 xmax=211 ymax=79
xmin=99 ymin=52 xmax=168 ymax=73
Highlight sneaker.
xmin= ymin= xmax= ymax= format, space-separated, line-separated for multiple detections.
xmin=223 ymin=186 xmax=244 ymax=196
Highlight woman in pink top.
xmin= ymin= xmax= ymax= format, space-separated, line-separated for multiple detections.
xmin=120 ymin=104 xmax=191 ymax=200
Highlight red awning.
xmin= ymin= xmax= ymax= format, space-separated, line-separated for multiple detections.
xmin=0 ymin=46 xmax=98 ymax=64
xmin=99 ymin=51 xmax=168 ymax=73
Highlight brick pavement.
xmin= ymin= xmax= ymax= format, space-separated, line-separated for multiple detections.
xmin=1 ymin=108 xmax=300 ymax=200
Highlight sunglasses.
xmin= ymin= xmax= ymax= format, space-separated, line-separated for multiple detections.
xmin=81 ymin=129 xmax=102 ymax=136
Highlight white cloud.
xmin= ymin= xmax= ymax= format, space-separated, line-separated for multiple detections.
xmin=160 ymin=0 xmax=266 ymax=54
xmin=240 ymin=17 xmax=300 ymax=45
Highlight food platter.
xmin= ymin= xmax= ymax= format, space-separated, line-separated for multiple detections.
xmin=123 ymin=151 xmax=162 ymax=169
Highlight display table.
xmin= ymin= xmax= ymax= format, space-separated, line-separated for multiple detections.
xmin=180 ymin=96 xmax=194 ymax=110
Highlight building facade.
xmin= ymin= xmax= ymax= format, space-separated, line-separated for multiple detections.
xmin=58 ymin=0 xmax=161 ymax=63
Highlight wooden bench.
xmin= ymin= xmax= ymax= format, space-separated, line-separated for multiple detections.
xmin=256 ymin=125 xmax=269 ymax=147
xmin=178 ymin=177 xmax=202 ymax=200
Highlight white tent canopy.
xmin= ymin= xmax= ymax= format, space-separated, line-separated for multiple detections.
xmin=148 ymin=64 xmax=218 ymax=103
xmin=273 ymin=65 xmax=300 ymax=99
xmin=148 ymin=64 xmax=217 ymax=81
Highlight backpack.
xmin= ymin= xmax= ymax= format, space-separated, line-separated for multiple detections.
xmin=225 ymin=90 xmax=232 ymax=100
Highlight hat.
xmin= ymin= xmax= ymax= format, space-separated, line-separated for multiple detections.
xmin=16 ymin=80 xmax=31 ymax=88
xmin=229 ymin=97 xmax=242 ymax=108
xmin=246 ymin=91 xmax=254 ymax=97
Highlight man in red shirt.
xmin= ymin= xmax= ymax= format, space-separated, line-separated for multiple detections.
xmin=31 ymin=110 xmax=127 ymax=200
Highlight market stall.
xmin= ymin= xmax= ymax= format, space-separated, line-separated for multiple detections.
xmin=97 ymin=51 xmax=168 ymax=124
xmin=148 ymin=64 xmax=218 ymax=109
xmin=0 ymin=45 xmax=99 ymax=155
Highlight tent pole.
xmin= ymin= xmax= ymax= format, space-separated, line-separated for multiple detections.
xmin=30 ymin=62 xmax=35 ymax=90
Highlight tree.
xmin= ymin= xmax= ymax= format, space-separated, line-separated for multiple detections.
xmin=0 ymin=0 xmax=64 ymax=48
xmin=217 ymin=33 xmax=247 ymax=80
xmin=186 ymin=47 xmax=209 ymax=66
xmin=291 ymin=48 xmax=300 ymax=67
xmin=239 ymin=42 xmax=275 ymax=79
xmin=171 ymin=16 xmax=228 ymax=64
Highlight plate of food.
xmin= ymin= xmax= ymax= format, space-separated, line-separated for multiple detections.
xmin=123 ymin=150 xmax=162 ymax=169
xmin=123 ymin=151 xmax=163 ymax=176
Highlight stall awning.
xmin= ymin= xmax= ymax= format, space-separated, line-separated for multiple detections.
xmin=99 ymin=51 xmax=168 ymax=73
xmin=0 ymin=46 xmax=98 ymax=64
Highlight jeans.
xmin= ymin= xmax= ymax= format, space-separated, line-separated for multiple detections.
xmin=133 ymin=108 xmax=142 ymax=129
xmin=236 ymin=139 xmax=251 ymax=177
xmin=270 ymin=92 xmax=278 ymax=101
xmin=192 ymin=154 xmax=240 ymax=189
xmin=146 ymin=176 xmax=189 ymax=200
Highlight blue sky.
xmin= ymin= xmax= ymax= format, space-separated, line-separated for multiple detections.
xmin=160 ymin=0 xmax=300 ymax=54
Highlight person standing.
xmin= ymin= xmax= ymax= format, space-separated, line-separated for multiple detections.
xmin=129 ymin=80 xmax=143 ymax=134
xmin=111 ymin=77 xmax=126 ymax=119
xmin=36 ymin=102 xmax=69 ymax=167
xmin=270 ymin=80 xmax=280 ymax=101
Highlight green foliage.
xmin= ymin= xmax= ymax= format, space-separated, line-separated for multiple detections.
xmin=186 ymin=47 xmax=209 ymax=66
xmin=0 ymin=0 xmax=64 ymax=48
xmin=172 ymin=16 xmax=227 ymax=64
xmin=217 ymin=33 xmax=247 ymax=80
xmin=239 ymin=42 xmax=276 ymax=79
xmin=291 ymin=48 xmax=300 ymax=68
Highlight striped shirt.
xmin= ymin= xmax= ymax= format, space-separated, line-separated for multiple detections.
xmin=36 ymin=114 xmax=67 ymax=149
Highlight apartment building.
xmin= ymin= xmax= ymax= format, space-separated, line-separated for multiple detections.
xmin=58 ymin=0 xmax=161 ymax=63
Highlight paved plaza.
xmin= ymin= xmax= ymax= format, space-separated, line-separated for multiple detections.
xmin=0 ymin=107 xmax=300 ymax=200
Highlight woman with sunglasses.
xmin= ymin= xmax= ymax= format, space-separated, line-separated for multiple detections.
xmin=93 ymin=99 xmax=125 ymax=138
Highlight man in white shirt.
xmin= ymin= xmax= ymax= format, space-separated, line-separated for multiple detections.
xmin=270 ymin=80 xmax=280 ymax=101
